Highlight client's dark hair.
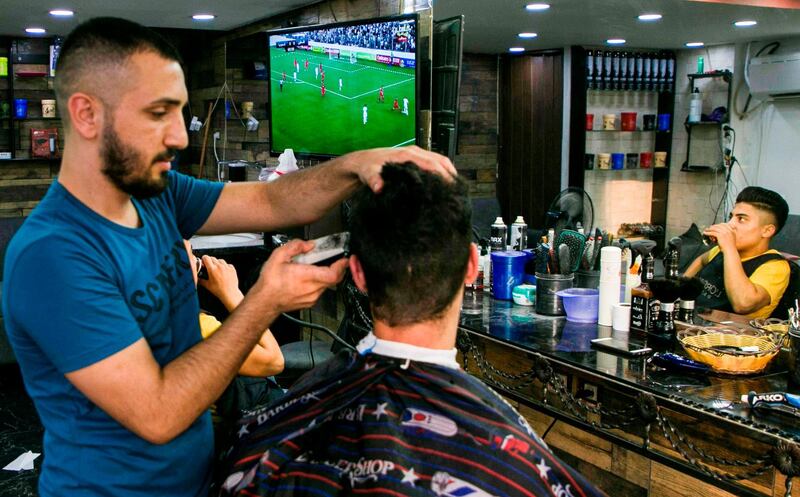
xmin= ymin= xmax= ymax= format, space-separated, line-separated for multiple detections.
xmin=736 ymin=186 xmax=789 ymax=234
xmin=349 ymin=163 xmax=471 ymax=326
xmin=55 ymin=17 xmax=182 ymax=127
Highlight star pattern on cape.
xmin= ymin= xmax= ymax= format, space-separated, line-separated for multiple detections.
xmin=374 ymin=402 xmax=389 ymax=420
xmin=401 ymin=467 xmax=419 ymax=486
xmin=536 ymin=458 xmax=551 ymax=480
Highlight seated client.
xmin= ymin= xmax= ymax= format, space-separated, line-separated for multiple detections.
xmin=215 ymin=163 xmax=606 ymax=497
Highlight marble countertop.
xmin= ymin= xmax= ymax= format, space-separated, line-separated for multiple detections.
xmin=458 ymin=290 xmax=800 ymax=442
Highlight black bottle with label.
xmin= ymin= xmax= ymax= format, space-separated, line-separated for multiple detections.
xmin=631 ymin=253 xmax=657 ymax=332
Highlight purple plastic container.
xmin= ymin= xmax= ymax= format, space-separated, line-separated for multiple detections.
xmin=556 ymin=288 xmax=600 ymax=323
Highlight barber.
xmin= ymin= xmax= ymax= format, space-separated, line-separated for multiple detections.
xmin=2 ymin=17 xmax=455 ymax=497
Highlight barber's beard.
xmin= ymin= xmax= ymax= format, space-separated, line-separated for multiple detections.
xmin=101 ymin=122 xmax=175 ymax=199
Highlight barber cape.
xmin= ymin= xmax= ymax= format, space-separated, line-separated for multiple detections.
xmin=215 ymin=334 xmax=605 ymax=497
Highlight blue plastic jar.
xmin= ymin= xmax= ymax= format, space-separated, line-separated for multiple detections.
xmin=490 ymin=251 xmax=527 ymax=300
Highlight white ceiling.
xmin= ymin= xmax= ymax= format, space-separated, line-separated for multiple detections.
xmin=1 ymin=0 xmax=799 ymax=53
xmin=0 ymin=1 xmax=320 ymax=37
xmin=432 ymin=0 xmax=800 ymax=53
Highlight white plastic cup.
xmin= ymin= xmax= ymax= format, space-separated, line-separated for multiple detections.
xmin=612 ymin=303 xmax=631 ymax=331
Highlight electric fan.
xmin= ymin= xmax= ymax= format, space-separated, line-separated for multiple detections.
xmin=545 ymin=187 xmax=595 ymax=237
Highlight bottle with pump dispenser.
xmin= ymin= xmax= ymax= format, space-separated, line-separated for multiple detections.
xmin=688 ymin=88 xmax=702 ymax=123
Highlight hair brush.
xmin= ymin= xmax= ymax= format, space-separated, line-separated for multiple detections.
xmin=648 ymin=278 xmax=683 ymax=304
xmin=676 ymin=276 xmax=704 ymax=301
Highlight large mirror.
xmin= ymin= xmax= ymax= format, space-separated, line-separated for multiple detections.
xmin=434 ymin=0 xmax=800 ymax=253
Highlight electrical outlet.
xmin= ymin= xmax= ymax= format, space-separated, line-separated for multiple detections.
xmin=213 ymin=131 xmax=220 ymax=140
xmin=577 ymin=380 xmax=599 ymax=404
xmin=583 ymin=383 xmax=598 ymax=403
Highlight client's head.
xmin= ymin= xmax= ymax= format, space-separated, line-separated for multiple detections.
xmin=349 ymin=163 xmax=475 ymax=327
xmin=734 ymin=186 xmax=789 ymax=236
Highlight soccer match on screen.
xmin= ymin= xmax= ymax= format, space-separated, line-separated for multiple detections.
xmin=268 ymin=17 xmax=417 ymax=157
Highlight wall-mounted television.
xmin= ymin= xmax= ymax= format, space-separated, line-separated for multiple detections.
xmin=266 ymin=14 xmax=418 ymax=158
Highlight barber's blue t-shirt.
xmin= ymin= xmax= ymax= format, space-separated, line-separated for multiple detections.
xmin=2 ymin=171 xmax=224 ymax=497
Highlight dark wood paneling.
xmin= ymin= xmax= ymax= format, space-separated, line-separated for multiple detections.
xmin=568 ymin=46 xmax=587 ymax=189
xmin=498 ymin=50 xmax=564 ymax=231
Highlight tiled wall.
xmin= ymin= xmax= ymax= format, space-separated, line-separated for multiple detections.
xmin=665 ymin=45 xmax=734 ymax=239
xmin=583 ymin=90 xmax=659 ymax=235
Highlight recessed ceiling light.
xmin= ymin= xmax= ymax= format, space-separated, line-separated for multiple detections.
xmin=25 ymin=27 xmax=46 ymax=34
xmin=638 ymin=14 xmax=662 ymax=21
xmin=509 ymin=47 xmax=525 ymax=53
xmin=49 ymin=9 xmax=74 ymax=17
xmin=606 ymin=39 xmax=626 ymax=45
xmin=525 ymin=3 xmax=550 ymax=11
xmin=685 ymin=42 xmax=705 ymax=48
xmin=518 ymin=32 xmax=538 ymax=39
xmin=192 ymin=13 xmax=216 ymax=21
xmin=734 ymin=20 xmax=757 ymax=27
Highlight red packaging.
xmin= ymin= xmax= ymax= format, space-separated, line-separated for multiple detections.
xmin=31 ymin=128 xmax=59 ymax=158
xmin=640 ymin=151 xmax=653 ymax=168
xmin=585 ymin=113 xmax=594 ymax=131
xmin=621 ymin=112 xmax=637 ymax=131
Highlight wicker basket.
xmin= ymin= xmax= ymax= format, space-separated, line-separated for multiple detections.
xmin=749 ymin=318 xmax=791 ymax=347
xmin=750 ymin=318 xmax=790 ymax=334
xmin=677 ymin=327 xmax=782 ymax=375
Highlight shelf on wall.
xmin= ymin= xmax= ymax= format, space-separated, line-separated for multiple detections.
xmin=685 ymin=121 xmax=723 ymax=127
xmin=0 ymin=157 xmax=60 ymax=163
xmin=687 ymin=70 xmax=733 ymax=82
xmin=14 ymin=72 xmax=49 ymax=78
xmin=586 ymin=89 xmax=672 ymax=94
xmin=588 ymin=168 xmax=662 ymax=172
xmin=11 ymin=116 xmax=60 ymax=121
xmin=681 ymin=165 xmax=719 ymax=172
xmin=586 ymin=129 xmax=670 ymax=134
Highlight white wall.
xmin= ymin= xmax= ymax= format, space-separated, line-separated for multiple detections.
xmin=665 ymin=37 xmax=800 ymax=239
xmin=733 ymin=38 xmax=800 ymax=214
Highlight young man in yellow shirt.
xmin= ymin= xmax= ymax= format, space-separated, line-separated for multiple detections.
xmin=685 ymin=186 xmax=790 ymax=319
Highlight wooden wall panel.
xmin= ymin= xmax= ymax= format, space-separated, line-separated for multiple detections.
xmin=498 ymin=50 xmax=564 ymax=230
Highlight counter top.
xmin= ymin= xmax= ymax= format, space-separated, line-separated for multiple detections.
xmin=457 ymin=291 xmax=800 ymax=496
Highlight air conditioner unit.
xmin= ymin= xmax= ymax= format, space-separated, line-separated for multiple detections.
xmin=749 ymin=52 xmax=800 ymax=98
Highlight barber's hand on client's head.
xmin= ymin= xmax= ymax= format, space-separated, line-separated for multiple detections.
xmin=198 ymin=255 xmax=244 ymax=310
xmin=348 ymin=145 xmax=457 ymax=193
xmin=251 ymin=239 xmax=348 ymax=314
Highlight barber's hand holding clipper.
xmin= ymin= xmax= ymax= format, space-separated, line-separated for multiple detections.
xmin=249 ymin=239 xmax=349 ymax=314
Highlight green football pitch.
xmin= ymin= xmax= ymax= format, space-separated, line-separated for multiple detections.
xmin=269 ymin=49 xmax=416 ymax=156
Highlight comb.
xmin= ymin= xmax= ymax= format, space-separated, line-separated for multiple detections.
xmin=555 ymin=229 xmax=587 ymax=273
xmin=558 ymin=243 xmax=571 ymax=275
xmin=582 ymin=238 xmax=595 ymax=270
